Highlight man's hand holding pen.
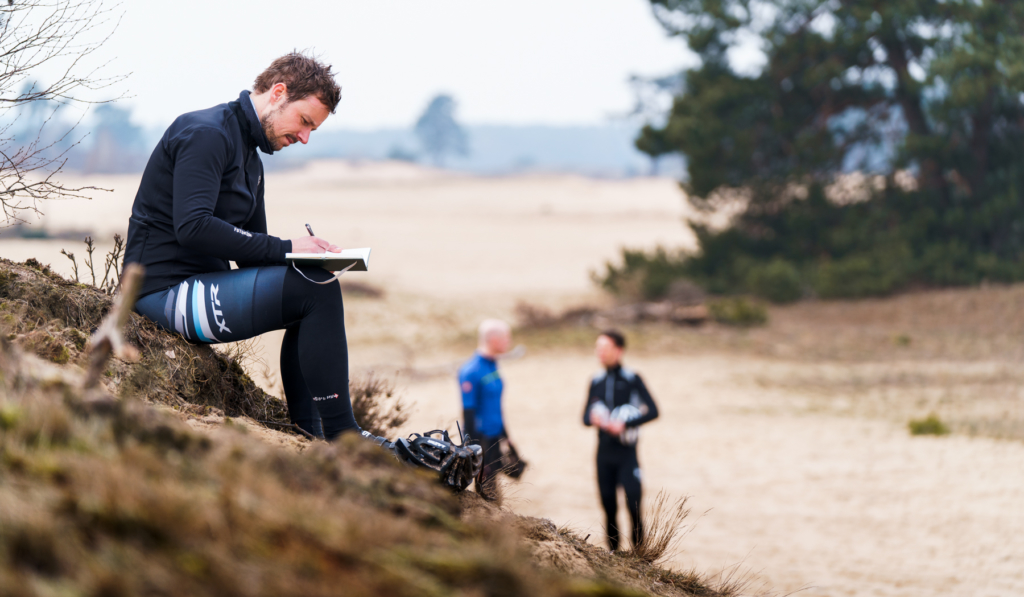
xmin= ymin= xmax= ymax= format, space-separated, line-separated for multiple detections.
xmin=290 ymin=223 xmax=341 ymax=253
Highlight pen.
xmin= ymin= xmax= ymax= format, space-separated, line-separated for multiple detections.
xmin=305 ymin=223 xmax=315 ymax=236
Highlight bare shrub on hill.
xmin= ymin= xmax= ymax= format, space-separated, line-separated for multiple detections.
xmin=0 ymin=0 xmax=125 ymax=227
xmin=60 ymin=234 xmax=126 ymax=293
xmin=350 ymin=372 xmax=408 ymax=438
xmin=624 ymin=491 xmax=694 ymax=566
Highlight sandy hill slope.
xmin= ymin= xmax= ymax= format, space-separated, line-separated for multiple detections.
xmin=0 ymin=258 xmax=756 ymax=597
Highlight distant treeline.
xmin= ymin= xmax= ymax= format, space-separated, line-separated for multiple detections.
xmin=10 ymin=88 xmax=151 ymax=174
xmin=12 ymin=86 xmax=667 ymax=177
xmin=264 ymin=123 xmax=677 ymax=177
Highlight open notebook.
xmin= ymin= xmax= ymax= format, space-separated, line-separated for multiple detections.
xmin=285 ymin=247 xmax=371 ymax=272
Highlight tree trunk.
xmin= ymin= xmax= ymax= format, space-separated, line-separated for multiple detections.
xmin=882 ymin=38 xmax=946 ymax=195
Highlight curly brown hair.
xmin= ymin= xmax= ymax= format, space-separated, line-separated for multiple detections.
xmin=253 ymin=51 xmax=342 ymax=113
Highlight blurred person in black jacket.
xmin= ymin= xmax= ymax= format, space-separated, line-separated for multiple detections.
xmin=583 ymin=329 xmax=659 ymax=552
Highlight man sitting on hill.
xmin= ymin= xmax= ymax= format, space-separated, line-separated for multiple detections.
xmin=123 ymin=52 xmax=479 ymax=488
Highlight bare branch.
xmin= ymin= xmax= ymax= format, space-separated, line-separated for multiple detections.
xmin=83 ymin=234 xmax=95 ymax=285
xmin=60 ymin=246 xmax=78 ymax=282
xmin=0 ymin=0 xmax=124 ymax=223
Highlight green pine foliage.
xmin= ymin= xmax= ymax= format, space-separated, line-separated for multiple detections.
xmin=616 ymin=1 xmax=1024 ymax=301
xmin=747 ymin=259 xmax=802 ymax=304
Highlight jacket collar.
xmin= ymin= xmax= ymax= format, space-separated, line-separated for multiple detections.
xmin=234 ymin=90 xmax=274 ymax=155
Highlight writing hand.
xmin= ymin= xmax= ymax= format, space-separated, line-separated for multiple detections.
xmin=290 ymin=236 xmax=342 ymax=253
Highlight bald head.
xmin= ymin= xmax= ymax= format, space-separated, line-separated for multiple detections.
xmin=478 ymin=319 xmax=512 ymax=358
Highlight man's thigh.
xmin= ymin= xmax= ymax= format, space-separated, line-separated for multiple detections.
xmin=136 ymin=266 xmax=287 ymax=344
xmin=616 ymin=450 xmax=642 ymax=496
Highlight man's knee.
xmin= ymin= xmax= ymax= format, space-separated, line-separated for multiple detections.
xmin=309 ymin=281 xmax=343 ymax=308
xmin=285 ymin=267 xmax=344 ymax=310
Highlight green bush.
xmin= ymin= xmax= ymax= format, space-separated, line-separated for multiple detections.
xmin=707 ymin=297 xmax=768 ymax=327
xmin=747 ymin=259 xmax=802 ymax=303
xmin=593 ymin=175 xmax=1024 ymax=301
xmin=908 ymin=413 xmax=950 ymax=436
xmin=594 ymin=246 xmax=690 ymax=301
xmin=815 ymin=258 xmax=891 ymax=298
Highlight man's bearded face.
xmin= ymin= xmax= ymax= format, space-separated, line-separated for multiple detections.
xmin=261 ymin=95 xmax=331 ymax=151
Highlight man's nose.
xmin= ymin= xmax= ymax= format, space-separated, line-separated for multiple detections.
xmin=299 ymin=129 xmax=311 ymax=144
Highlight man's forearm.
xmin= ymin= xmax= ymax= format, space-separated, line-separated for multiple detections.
xmin=175 ymin=214 xmax=290 ymax=264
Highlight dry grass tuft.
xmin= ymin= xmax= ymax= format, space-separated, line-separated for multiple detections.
xmin=624 ymin=491 xmax=693 ymax=565
xmin=350 ymin=372 xmax=409 ymax=438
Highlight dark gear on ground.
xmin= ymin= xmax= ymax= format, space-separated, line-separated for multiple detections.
xmin=365 ymin=429 xmax=483 ymax=492
xmin=500 ymin=436 xmax=528 ymax=479
xmin=471 ymin=430 xmax=528 ymax=501
xmin=474 ymin=435 xmax=503 ymax=501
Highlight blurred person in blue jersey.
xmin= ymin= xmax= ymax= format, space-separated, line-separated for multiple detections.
xmin=583 ymin=329 xmax=659 ymax=552
xmin=459 ymin=319 xmax=526 ymax=499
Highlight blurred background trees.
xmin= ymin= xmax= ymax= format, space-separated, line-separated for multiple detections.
xmin=605 ymin=0 xmax=1024 ymax=301
xmin=414 ymin=94 xmax=469 ymax=167
xmin=82 ymin=104 xmax=148 ymax=173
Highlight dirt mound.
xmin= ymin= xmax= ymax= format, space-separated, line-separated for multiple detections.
xmin=0 ymin=258 xmax=289 ymax=425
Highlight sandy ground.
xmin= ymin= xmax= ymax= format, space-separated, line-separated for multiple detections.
xmin=398 ymin=349 xmax=1024 ymax=597
xmin=2 ymin=161 xmax=1022 ymax=596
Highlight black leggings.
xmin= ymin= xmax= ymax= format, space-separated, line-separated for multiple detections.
xmin=597 ymin=446 xmax=643 ymax=551
xmin=135 ymin=265 xmax=357 ymax=440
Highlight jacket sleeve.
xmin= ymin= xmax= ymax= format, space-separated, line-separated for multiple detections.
xmin=170 ymin=126 xmax=291 ymax=263
xmin=626 ymin=375 xmax=659 ymax=428
xmin=236 ymin=162 xmax=289 ymax=268
xmin=583 ymin=381 xmax=598 ymax=426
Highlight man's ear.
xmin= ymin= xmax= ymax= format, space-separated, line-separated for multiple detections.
xmin=271 ymin=82 xmax=289 ymax=106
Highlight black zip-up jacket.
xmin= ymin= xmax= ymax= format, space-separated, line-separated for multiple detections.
xmin=124 ymin=90 xmax=292 ymax=297
xmin=583 ymin=364 xmax=659 ymax=451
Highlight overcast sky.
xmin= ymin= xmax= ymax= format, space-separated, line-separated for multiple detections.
xmin=81 ymin=0 xmax=696 ymax=130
